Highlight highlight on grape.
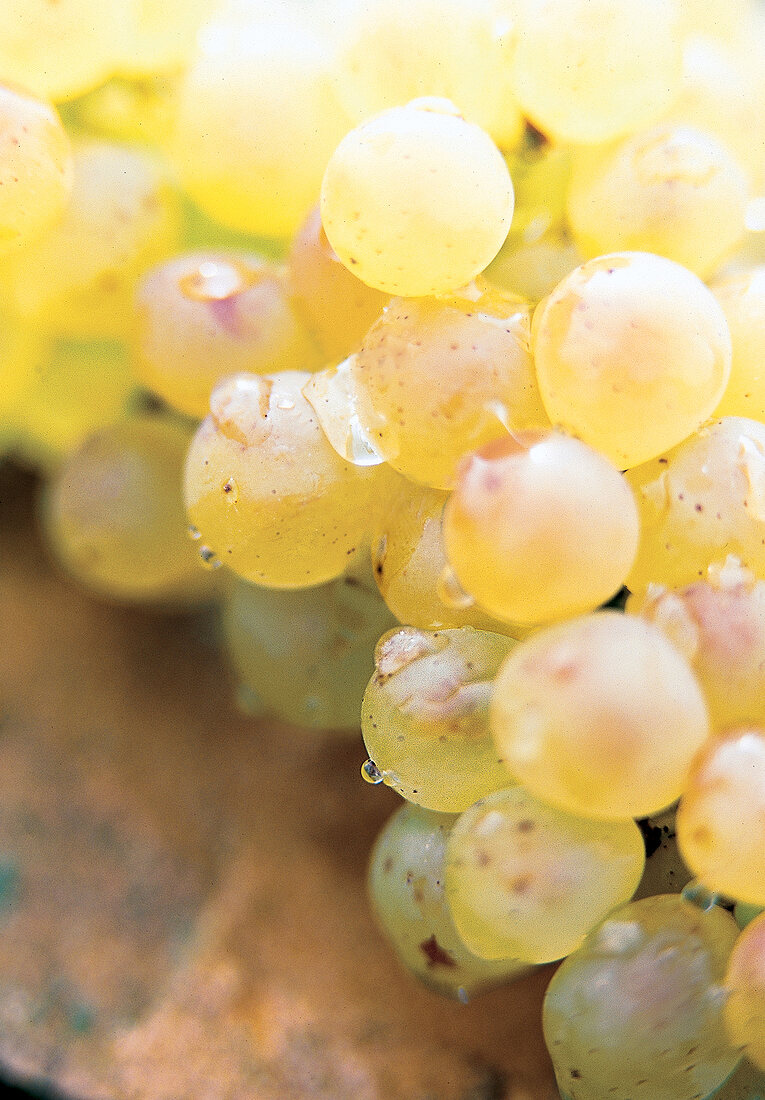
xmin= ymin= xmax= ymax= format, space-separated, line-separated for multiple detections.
xmin=2 ymin=0 xmax=765 ymax=1096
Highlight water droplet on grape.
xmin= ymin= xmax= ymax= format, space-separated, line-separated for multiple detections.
xmin=361 ymin=758 xmax=384 ymax=785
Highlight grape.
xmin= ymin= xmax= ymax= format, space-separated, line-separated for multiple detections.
xmin=63 ymin=75 xmax=179 ymax=150
xmin=320 ymin=97 xmax=514 ymax=297
xmin=677 ymin=729 xmax=765 ymax=908
xmin=626 ymin=418 xmax=765 ymax=594
xmin=0 ymin=140 xmax=181 ymax=340
xmin=724 ymin=912 xmax=765 ymax=1072
xmin=628 ymin=561 xmax=765 ymax=732
xmin=707 ymin=1058 xmax=765 ymax=1100
xmin=118 ymin=0 xmax=211 ymax=77
xmin=333 ymin=0 xmax=523 ymax=150
xmin=369 ymin=803 xmax=530 ymax=999
xmin=736 ymin=905 xmax=765 ymax=931
xmin=442 ymin=431 xmax=639 ymax=625
xmin=173 ymin=9 xmax=352 ymax=238
xmin=135 ymin=251 xmax=321 ymax=419
xmin=349 ymin=284 xmax=547 ymax=489
xmin=287 ymin=205 xmax=389 ymax=364
xmin=445 ymin=786 xmax=644 ymax=964
xmin=491 ymin=612 xmax=710 ymax=820
xmin=509 ymin=0 xmax=682 ymax=145
xmin=0 ymin=1 xmax=123 ymax=102
xmin=543 ymin=895 xmax=741 ymax=1100
xmin=711 ymin=267 xmax=765 ymax=422
xmin=222 ymin=567 xmax=396 ymax=731
xmin=361 ymin=626 xmax=516 ymax=813
xmin=566 ymin=125 xmax=749 ymax=279
xmin=184 ymin=371 xmax=397 ymax=589
xmin=532 ymin=252 xmax=732 ymax=470
xmin=41 ymin=416 xmax=213 ymax=604
xmin=676 ymin=0 xmax=759 ymax=45
xmin=0 ymin=84 xmax=72 ymax=253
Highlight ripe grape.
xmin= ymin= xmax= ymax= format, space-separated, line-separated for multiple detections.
xmin=724 ymin=911 xmax=765 ymax=1072
xmin=711 ymin=267 xmax=765 ymax=422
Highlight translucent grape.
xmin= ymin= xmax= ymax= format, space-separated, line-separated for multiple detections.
xmin=509 ymin=0 xmax=682 ymax=145
xmin=0 ymin=141 xmax=181 ymax=340
xmin=173 ymin=11 xmax=353 ymax=238
xmin=626 ymin=418 xmax=765 ymax=594
xmin=532 ymin=252 xmax=732 ymax=470
xmin=491 ymin=612 xmax=710 ymax=820
xmin=42 ymin=417 xmax=213 ymax=604
xmin=445 ymin=786 xmax=644 ymax=964
xmin=333 ymin=0 xmax=523 ymax=149
xmin=287 ymin=206 xmax=389 ymax=364
xmin=361 ymin=626 xmax=516 ymax=813
xmin=633 ymin=808 xmax=692 ymax=902
xmin=566 ymin=126 xmax=749 ymax=279
xmin=628 ymin=561 xmax=765 ymax=731
xmin=135 ymin=251 xmax=321 ymax=419
xmin=222 ymin=567 xmax=396 ymax=731
xmin=0 ymin=85 xmax=72 ymax=252
xmin=184 ymin=371 xmax=396 ymax=589
xmin=543 ymin=894 xmax=741 ymax=1100
xmin=485 ymin=232 xmax=581 ymax=305
xmin=442 ymin=431 xmax=639 ymax=625
xmin=320 ymin=98 xmax=514 ymax=297
xmin=677 ymin=729 xmax=765 ymax=908
xmin=712 ymin=267 xmax=765 ymax=422
xmin=63 ymin=75 xmax=179 ymax=150
xmin=118 ymin=0 xmax=211 ymax=76
xmin=368 ymin=803 xmax=530 ymax=999
xmin=349 ymin=284 xmax=547 ymax=489
xmin=724 ymin=912 xmax=765 ymax=1071
xmin=676 ymin=0 xmax=758 ymax=45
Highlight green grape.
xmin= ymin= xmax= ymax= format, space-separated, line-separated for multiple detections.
xmin=320 ymin=97 xmax=514 ymax=297
xmin=724 ymin=912 xmax=765 ymax=1072
xmin=333 ymin=0 xmax=523 ymax=150
xmin=184 ymin=371 xmax=397 ymax=589
xmin=0 ymin=84 xmax=72 ymax=252
xmin=566 ymin=125 xmax=749 ymax=279
xmin=222 ymin=567 xmax=396 ymax=731
xmin=0 ymin=140 xmax=181 ymax=340
xmin=677 ymin=729 xmax=765 ymax=908
xmin=628 ymin=561 xmax=765 ymax=732
xmin=173 ymin=8 xmax=353 ymax=238
xmin=41 ymin=416 xmax=213 ymax=604
xmin=707 ymin=1058 xmax=765 ymax=1100
xmin=442 ymin=431 xmax=639 ymax=625
xmin=0 ymin=1 xmax=123 ymax=102
xmin=287 ymin=205 xmax=389 ymax=364
xmin=63 ymin=75 xmax=179 ymax=150
xmin=445 ymin=786 xmax=644 ymax=964
xmin=135 ymin=251 xmax=321 ymax=419
xmin=370 ymin=481 xmax=521 ymax=635
xmin=543 ymin=895 xmax=741 ymax=1100
xmin=5 ymin=338 xmax=138 ymax=472
xmin=485 ymin=231 xmax=581 ymax=305
xmin=368 ymin=803 xmax=530 ymax=999
xmin=736 ymin=905 xmax=765 ymax=931
xmin=362 ymin=626 xmax=516 ymax=813
xmin=509 ymin=0 xmax=682 ymax=145
xmin=347 ymin=283 xmax=547 ymax=489
xmin=711 ymin=267 xmax=765 ymax=422
xmin=532 ymin=252 xmax=732 ymax=470
xmin=626 ymin=418 xmax=765 ymax=594
xmin=491 ymin=612 xmax=710 ymax=821
xmin=633 ymin=808 xmax=693 ymax=902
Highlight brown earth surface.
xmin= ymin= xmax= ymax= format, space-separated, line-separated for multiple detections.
xmin=0 ymin=464 xmax=558 ymax=1100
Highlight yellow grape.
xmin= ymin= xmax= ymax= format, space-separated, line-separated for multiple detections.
xmin=0 ymin=141 xmax=181 ymax=340
xmin=509 ymin=0 xmax=682 ymax=145
xmin=64 ymin=75 xmax=179 ymax=150
xmin=626 ymin=417 xmax=765 ymax=593
xmin=677 ymin=0 xmax=759 ymax=44
xmin=724 ymin=912 xmax=765 ymax=1072
xmin=118 ymin=0 xmax=212 ymax=77
xmin=173 ymin=10 xmax=353 ymax=238
xmin=350 ymin=284 xmax=547 ymax=489
xmin=42 ymin=416 xmax=213 ymax=604
xmin=135 ymin=251 xmax=321 ymax=419
xmin=711 ymin=266 xmax=765 ymax=421
xmin=677 ymin=729 xmax=765 ymax=907
xmin=485 ymin=232 xmax=581 ymax=305
xmin=445 ymin=786 xmax=644 ymax=964
xmin=567 ymin=125 xmax=749 ymax=279
xmin=532 ymin=252 xmax=732 ymax=469
xmin=184 ymin=371 xmax=397 ymax=588
xmin=320 ymin=98 xmax=514 ymax=297
xmin=443 ymin=431 xmax=639 ymax=625
xmin=361 ymin=626 xmax=516 ymax=813
xmin=491 ymin=612 xmax=710 ymax=820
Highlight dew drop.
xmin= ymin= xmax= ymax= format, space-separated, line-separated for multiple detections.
xmin=437 ymin=565 xmax=475 ymax=610
xmin=187 ymin=524 xmax=202 ymax=541
xmin=199 ymin=545 xmax=222 ymax=570
xmin=361 ymin=758 xmax=384 ymax=785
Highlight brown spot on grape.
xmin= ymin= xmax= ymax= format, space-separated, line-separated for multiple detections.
xmin=419 ymin=934 xmax=457 ymax=969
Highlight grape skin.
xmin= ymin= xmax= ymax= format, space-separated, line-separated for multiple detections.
xmin=724 ymin=912 xmax=765 ymax=1072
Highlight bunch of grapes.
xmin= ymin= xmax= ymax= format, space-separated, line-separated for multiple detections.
xmin=2 ymin=0 xmax=765 ymax=1096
